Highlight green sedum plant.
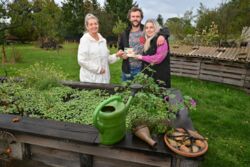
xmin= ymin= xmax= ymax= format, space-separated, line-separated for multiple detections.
xmin=18 ymin=62 xmax=67 ymax=90
xmin=0 ymin=65 xmax=196 ymax=134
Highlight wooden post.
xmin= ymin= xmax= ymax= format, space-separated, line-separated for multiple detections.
xmin=80 ymin=153 xmax=93 ymax=167
xmin=2 ymin=44 xmax=7 ymax=64
xmin=9 ymin=142 xmax=26 ymax=160
xmin=171 ymin=156 xmax=200 ymax=167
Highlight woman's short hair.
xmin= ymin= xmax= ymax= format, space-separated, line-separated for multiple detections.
xmin=84 ymin=13 xmax=99 ymax=29
xmin=127 ymin=7 xmax=144 ymax=19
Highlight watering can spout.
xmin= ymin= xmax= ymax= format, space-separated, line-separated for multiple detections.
xmin=125 ymin=84 xmax=143 ymax=110
xmin=126 ymin=84 xmax=143 ymax=109
xmin=125 ymin=96 xmax=133 ymax=109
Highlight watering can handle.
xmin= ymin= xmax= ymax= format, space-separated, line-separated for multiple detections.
xmin=93 ymin=95 xmax=122 ymax=130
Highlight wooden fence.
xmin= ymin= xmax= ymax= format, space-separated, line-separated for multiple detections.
xmin=170 ymin=46 xmax=250 ymax=93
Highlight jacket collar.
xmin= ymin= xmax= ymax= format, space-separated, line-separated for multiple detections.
xmin=85 ymin=32 xmax=105 ymax=42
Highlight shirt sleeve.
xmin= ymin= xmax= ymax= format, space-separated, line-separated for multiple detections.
xmin=108 ymin=54 xmax=120 ymax=64
xmin=140 ymin=41 xmax=168 ymax=64
xmin=77 ymin=37 xmax=101 ymax=74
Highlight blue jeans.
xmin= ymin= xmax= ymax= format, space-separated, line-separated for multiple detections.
xmin=122 ymin=67 xmax=141 ymax=81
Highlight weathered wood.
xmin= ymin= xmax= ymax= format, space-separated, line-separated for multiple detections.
xmin=0 ymin=114 xmax=98 ymax=144
xmin=171 ymin=68 xmax=200 ymax=75
xmin=199 ymin=74 xmax=223 ymax=82
xmin=223 ymin=78 xmax=244 ymax=86
xmin=171 ymin=72 xmax=198 ymax=79
xmin=0 ymin=159 xmax=52 ymax=167
xmin=61 ymin=81 xmax=120 ymax=93
xmin=31 ymin=145 xmax=82 ymax=167
xmin=80 ymin=154 xmax=93 ymax=167
xmin=245 ymin=76 xmax=250 ymax=81
xmin=201 ymin=63 xmax=246 ymax=74
xmin=172 ymin=156 xmax=200 ymax=167
xmin=244 ymin=69 xmax=250 ymax=88
xmin=170 ymin=59 xmax=200 ymax=64
xmin=171 ymin=64 xmax=200 ymax=70
xmin=221 ymin=72 xmax=245 ymax=80
xmin=171 ymin=56 xmax=201 ymax=63
xmin=0 ymin=83 xmax=202 ymax=167
xmin=200 ymin=69 xmax=222 ymax=76
xmin=16 ymin=134 xmax=171 ymax=167
xmin=93 ymin=156 xmax=154 ymax=167
xmin=200 ymin=69 xmax=245 ymax=81
xmin=9 ymin=142 xmax=26 ymax=160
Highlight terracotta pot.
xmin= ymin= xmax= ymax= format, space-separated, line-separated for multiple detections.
xmin=133 ymin=125 xmax=157 ymax=147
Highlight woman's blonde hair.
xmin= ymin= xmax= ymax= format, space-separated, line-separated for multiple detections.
xmin=84 ymin=13 xmax=99 ymax=30
xmin=143 ymin=19 xmax=161 ymax=52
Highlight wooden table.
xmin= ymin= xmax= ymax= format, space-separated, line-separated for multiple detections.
xmin=0 ymin=81 xmax=202 ymax=167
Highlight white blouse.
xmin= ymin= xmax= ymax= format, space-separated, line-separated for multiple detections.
xmin=77 ymin=33 xmax=119 ymax=83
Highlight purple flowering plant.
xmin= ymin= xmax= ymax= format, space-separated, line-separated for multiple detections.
xmin=183 ymin=95 xmax=197 ymax=112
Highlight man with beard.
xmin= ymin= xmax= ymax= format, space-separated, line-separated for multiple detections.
xmin=118 ymin=7 xmax=170 ymax=81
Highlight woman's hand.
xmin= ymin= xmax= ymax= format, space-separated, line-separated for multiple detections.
xmin=100 ymin=67 xmax=105 ymax=74
xmin=135 ymin=55 xmax=142 ymax=60
xmin=156 ymin=35 xmax=166 ymax=46
xmin=116 ymin=50 xmax=128 ymax=59
xmin=116 ymin=50 xmax=124 ymax=57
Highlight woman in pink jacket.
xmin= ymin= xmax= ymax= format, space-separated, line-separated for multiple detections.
xmin=135 ymin=19 xmax=171 ymax=88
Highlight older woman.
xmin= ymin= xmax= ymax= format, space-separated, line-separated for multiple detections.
xmin=135 ymin=19 xmax=171 ymax=88
xmin=77 ymin=13 xmax=123 ymax=83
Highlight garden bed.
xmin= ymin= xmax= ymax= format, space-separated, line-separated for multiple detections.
xmin=0 ymin=79 xmax=199 ymax=167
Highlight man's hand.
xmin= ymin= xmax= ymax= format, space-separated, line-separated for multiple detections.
xmin=156 ymin=35 xmax=166 ymax=46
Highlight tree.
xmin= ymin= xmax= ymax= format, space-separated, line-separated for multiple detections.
xmin=0 ymin=0 xmax=32 ymax=64
xmin=8 ymin=0 xmax=34 ymax=42
xmin=156 ymin=14 xmax=163 ymax=26
xmin=96 ymin=9 xmax=115 ymax=39
xmin=165 ymin=15 xmax=195 ymax=41
xmin=60 ymin=0 xmax=102 ymax=40
xmin=218 ymin=0 xmax=250 ymax=38
xmin=60 ymin=0 xmax=86 ymax=40
xmin=0 ymin=0 xmax=7 ymax=64
xmin=0 ymin=0 xmax=8 ymax=43
xmin=195 ymin=3 xmax=219 ymax=35
xmin=195 ymin=0 xmax=250 ymax=40
xmin=104 ymin=0 xmax=137 ymax=23
xmin=32 ymin=0 xmax=62 ymax=48
xmin=112 ymin=19 xmax=127 ymax=44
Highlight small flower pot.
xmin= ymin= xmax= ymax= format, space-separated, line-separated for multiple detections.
xmin=133 ymin=125 xmax=157 ymax=147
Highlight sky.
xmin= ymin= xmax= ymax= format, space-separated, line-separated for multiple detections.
xmin=55 ymin=0 xmax=225 ymax=22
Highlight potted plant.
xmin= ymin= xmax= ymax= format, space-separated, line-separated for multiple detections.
xmin=115 ymin=71 xmax=195 ymax=147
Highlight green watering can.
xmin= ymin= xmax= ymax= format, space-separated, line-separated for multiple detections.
xmin=93 ymin=84 xmax=142 ymax=145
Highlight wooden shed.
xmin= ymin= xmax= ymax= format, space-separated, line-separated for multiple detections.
xmin=170 ymin=45 xmax=250 ymax=92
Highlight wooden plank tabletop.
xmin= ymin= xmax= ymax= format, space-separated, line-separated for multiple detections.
xmin=0 ymin=114 xmax=98 ymax=144
xmin=0 ymin=113 xmax=174 ymax=156
xmin=0 ymin=82 xmax=195 ymax=157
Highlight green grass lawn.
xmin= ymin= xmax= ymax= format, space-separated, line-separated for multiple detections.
xmin=1 ymin=43 xmax=250 ymax=167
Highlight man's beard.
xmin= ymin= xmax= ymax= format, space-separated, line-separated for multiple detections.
xmin=131 ymin=21 xmax=140 ymax=27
